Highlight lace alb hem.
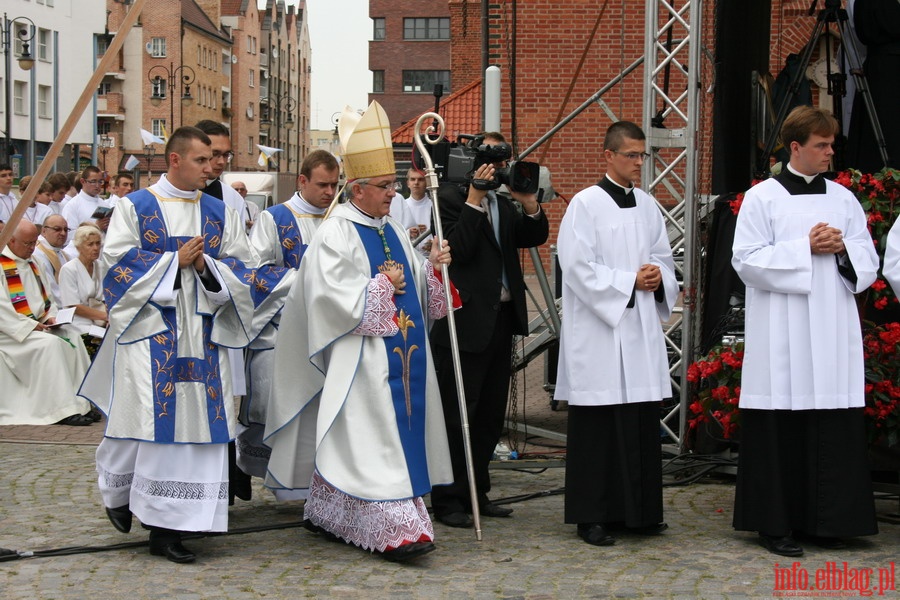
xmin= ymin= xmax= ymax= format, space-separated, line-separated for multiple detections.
xmin=303 ymin=471 xmax=434 ymax=553
xmin=353 ymin=273 xmax=399 ymax=337
xmin=132 ymin=474 xmax=229 ymax=503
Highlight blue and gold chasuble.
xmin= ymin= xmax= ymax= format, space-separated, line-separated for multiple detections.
xmin=102 ymin=189 xmax=286 ymax=444
xmin=354 ymin=222 xmax=431 ymax=496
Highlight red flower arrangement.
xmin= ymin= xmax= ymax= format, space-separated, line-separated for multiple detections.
xmin=863 ymin=322 xmax=900 ymax=447
xmin=834 ymin=168 xmax=900 ymax=311
xmin=686 ymin=343 xmax=743 ymax=444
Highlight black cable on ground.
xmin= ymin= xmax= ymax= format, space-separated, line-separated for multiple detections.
xmin=0 ymin=520 xmax=306 ymax=563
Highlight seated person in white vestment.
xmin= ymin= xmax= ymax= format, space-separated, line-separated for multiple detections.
xmin=0 ymin=219 xmax=93 ymax=426
xmin=264 ymin=102 xmax=454 ymax=563
xmin=32 ymin=214 xmax=71 ymax=308
xmin=79 ymin=126 xmax=289 ymax=564
xmin=58 ymin=224 xmax=107 ymax=356
xmin=731 ymin=106 xmax=879 ymax=557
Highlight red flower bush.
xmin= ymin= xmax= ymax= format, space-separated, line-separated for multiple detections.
xmin=863 ymin=322 xmax=900 ymax=446
xmin=687 ymin=343 xmax=743 ymax=442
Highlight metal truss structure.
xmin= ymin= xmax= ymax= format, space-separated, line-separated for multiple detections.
xmin=510 ymin=0 xmax=705 ymax=450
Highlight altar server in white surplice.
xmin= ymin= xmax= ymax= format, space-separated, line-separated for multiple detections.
xmin=236 ymin=149 xmax=338 ymax=481
xmin=264 ymin=102 xmax=454 ymax=563
xmin=555 ymin=121 xmax=677 ymax=548
xmin=731 ymin=106 xmax=879 ymax=558
xmin=80 ymin=126 xmax=288 ymax=564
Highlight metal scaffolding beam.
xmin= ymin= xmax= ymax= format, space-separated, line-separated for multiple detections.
xmin=642 ymin=0 xmax=703 ymax=448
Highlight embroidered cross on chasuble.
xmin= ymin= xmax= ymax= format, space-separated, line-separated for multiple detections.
xmin=354 ymin=222 xmax=431 ymax=492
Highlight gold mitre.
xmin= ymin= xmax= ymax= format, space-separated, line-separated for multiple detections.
xmin=338 ymin=101 xmax=395 ymax=180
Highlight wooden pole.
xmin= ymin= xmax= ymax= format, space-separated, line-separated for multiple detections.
xmin=0 ymin=0 xmax=147 ymax=249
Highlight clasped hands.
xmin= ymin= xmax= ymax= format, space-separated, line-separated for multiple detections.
xmin=383 ymin=239 xmax=451 ymax=295
xmin=177 ymin=236 xmax=207 ymax=272
xmin=636 ymin=264 xmax=661 ymax=292
xmin=809 ymin=222 xmax=845 ymax=256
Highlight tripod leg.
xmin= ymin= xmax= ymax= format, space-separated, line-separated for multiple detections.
xmin=837 ymin=18 xmax=890 ymax=169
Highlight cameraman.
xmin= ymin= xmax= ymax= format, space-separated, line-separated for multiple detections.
xmin=430 ymin=132 xmax=549 ymax=528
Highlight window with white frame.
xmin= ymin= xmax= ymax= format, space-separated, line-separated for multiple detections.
xmin=98 ymin=122 xmax=112 ymax=135
xmin=38 ymin=85 xmax=51 ymax=118
xmin=38 ymin=29 xmax=51 ymax=61
xmin=14 ymin=81 xmax=27 ymax=115
xmin=249 ymin=70 xmax=255 ymax=87
xmin=98 ymin=82 xmax=112 ymax=95
xmin=248 ymin=136 xmax=254 ymax=153
xmin=151 ymin=119 xmax=167 ymax=138
xmin=150 ymin=37 xmax=166 ymax=58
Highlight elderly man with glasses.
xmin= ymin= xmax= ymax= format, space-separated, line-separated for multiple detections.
xmin=32 ymin=214 xmax=73 ymax=307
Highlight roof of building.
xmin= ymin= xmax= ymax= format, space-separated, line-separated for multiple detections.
xmin=220 ymin=0 xmax=250 ymax=16
xmin=391 ymin=79 xmax=483 ymax=145
xmin=182 ymin=0 xmax=232 ymax=44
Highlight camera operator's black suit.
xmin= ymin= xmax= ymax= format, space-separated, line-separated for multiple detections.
xmin=430 ymin=183 xmax=549 ymax=519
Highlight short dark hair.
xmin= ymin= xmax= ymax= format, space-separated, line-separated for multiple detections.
xmin=300 ymin=150 xmax=339 ymax=178
xmin=603 ymin=121 xmax=645 ymax=151
xmin=80 ymin=166 xmax=101 ymax=180
xmin=47 ymin=172 xmax=70 ymax=192
xmin=165 ymin=126 xmax=211 ymax=166
xmin=480 ymin=131 xmax=506 ymax=144
xmin=194 ymin=120 xmax=230 ymax=138
xmin=114 ymin=172 xmax=134 ymax=186
xmin=0 ymin=163 xmax=11 ymax=173
xmin=781 ymin=106 xmax=839 ymax=147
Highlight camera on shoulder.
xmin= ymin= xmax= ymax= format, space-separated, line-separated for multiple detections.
xmin=422 ymin=134 xmax=541 ymax=195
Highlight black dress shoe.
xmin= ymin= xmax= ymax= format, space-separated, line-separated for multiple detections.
xmin=630 ymin=522 xmax=668 ymax=535
xmin=759 ymin=534 xmax=804 ymax=557
xmin=381 ymin=541 xmax=435 ymax=563
xmin=436 ymin=512 xmax=473 ymax=528
xmin=231 ymin=469 xmax=253 ymax=502
xmin=86 ymin=408 xmax=103 ymax=422
xmin=480 ymin=502 xmax=513 ymax=518
xmin=302 ymin=519 xmax=343 ymax=543
xmin=149 ymin=541 xmax=196 ymax=564
xmin=56 ymin=414 xmax=93 ymax=426
xmin=105 ymin=505 xmax=132 ymax=533
xmin=577 ymin=524 xmax=616 ymax=546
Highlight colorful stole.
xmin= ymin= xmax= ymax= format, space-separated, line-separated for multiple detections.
xmin=1 ymin=255 xmax=50 ymax=320
xmin=353 ymin=222 xmax=431 ymax=496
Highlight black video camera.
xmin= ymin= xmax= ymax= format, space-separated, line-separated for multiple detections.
xmin=424 ymin=134 xmax=541 ymax=195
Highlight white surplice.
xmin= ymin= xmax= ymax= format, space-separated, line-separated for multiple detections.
xmin=58 ymin=258 xmax=105 ymax=334
xmin=554 ymin=185 xmax=678 ymax=406
xmin=731 ymin=177 xmax=878 ymax=410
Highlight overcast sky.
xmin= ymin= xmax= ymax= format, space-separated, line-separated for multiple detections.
xmin=260 ymin=0 xmax=370 ymax=130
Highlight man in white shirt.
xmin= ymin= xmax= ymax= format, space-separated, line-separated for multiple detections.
xmin=106 ymin=172 xmax=134 ymax=205
xmin=0 ymin=164 xmax=18 ymax=223
xmin=403 ymin=168 xmax=434 ymax=254
xmin=60 ymin=166 xmax=112 ymax=246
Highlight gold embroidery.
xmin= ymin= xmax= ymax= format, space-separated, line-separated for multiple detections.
xmin=392 ymin=309 xmax=419 ymax=429
xmin=143 ymin=230 xmax=160 ymax=245
xmin=112 ymin=266 xmax=134 ymax=284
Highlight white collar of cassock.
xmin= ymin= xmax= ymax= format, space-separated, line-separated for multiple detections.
xmin=153 ymin=174 xmax=200 ymax=200
xmin=75 ymin=189 xmax=100 ymax=202
xmin=786 ymin=162 xmax=819 ymax=184
xmin=1 ymin=244 xmax=31 ymax=264
xmin=348 ymin=200 xmax=387 ymax=227
xmin=604 ymin=174 xmax=635 ymax=194
xmin=37 ymin=235 xmax=65 ymax=251
xmin=288 ymin=192 xmax=327 ymax=216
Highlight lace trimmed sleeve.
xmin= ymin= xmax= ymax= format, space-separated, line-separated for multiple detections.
xmin=352 ymin=273 xmax=399 ymax=337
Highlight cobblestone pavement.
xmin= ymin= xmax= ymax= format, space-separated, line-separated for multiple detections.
xmin=1 ymin=276 xmax=897 ymax=599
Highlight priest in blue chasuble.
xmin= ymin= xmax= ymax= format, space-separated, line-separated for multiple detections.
xmin=80 ymin=126 xmax=289 ymax=564
xmin=265 ymin=102 xmax=454 ymax=563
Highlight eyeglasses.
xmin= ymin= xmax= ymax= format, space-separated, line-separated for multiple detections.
xmin=42 ymin=225 xmax=72 ymax=233
xmin=361 ymin=181 xmax=401 ymax=192
xmin=84 ymin=179 xmax=104 ymax=185
xmin=611 ymin=151 xmax=651 ymax=161
xmin=212 ymin=151 xmax=234 ymax=162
